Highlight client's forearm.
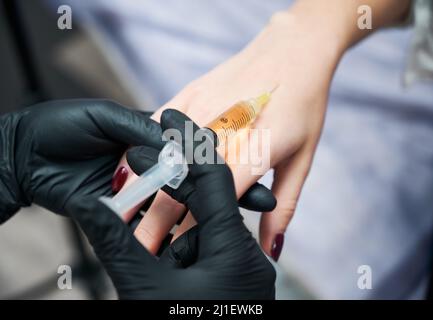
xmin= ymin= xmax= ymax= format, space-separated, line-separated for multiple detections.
xmin=275 ymin=0 xmax=412 ymax=52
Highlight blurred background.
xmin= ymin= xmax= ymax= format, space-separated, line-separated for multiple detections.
xmin=0 ymin=0 xmax=432 ymax=299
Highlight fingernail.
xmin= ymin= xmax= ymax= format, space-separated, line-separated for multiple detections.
xmin=271 ymin=233 xmax=284 ymax=262
xmin=112 ymin=167 xmax=128 ymax=193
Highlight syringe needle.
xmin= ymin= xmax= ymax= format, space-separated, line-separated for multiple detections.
xmin=269 ymin=84 xmax=280 ymax=94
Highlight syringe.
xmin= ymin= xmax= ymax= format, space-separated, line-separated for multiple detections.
xmin=100 ymin=141 xmax=188 ymax=216
xmin=100 ymin=89 xmax=274 ymax=216
xmin=206 ymin=90 xmax=274 ymax=146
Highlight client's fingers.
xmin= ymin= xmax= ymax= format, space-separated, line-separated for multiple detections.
xmin=133 ymin=192 xmax=186 ymax=254
xmin=128 ymin=142 xmax=276 ymax=250
xmin=260 ymin=150 xmax=312 ymax=262
xmin=126 ymin=146 xmax=185 ymax=254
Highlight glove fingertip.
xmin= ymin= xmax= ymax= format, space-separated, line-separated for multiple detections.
xmin=161 ymin=109 xmax=193 ymax=132
xmin=126 ymin=146 xmax=160 ymax=176
xmin=238 ymin=183 xmax=277 ymax=212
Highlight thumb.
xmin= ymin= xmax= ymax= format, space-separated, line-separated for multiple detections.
xmin=260 ymin=151 xmax=312 ymax=262
xmin=90 ymin=100 xmax=164 ymax=149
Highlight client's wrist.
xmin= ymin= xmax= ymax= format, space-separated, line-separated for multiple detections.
xmin=267 ymin=8 xmax=349 ymax=61
xmin=244 ymin=8 xmax=345 ymax=80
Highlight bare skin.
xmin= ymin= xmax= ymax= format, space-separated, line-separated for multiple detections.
xmin=115 ymin=0 xmax=411 ymax=258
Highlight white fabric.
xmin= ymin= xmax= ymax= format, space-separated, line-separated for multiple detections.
xmin=405 ymin=0 xmax=433 ymax=85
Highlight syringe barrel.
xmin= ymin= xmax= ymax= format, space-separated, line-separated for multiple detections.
xmin=206 ymin=101 xmax=256 ymax=146
xmin=205 ymin=92 xmax=270 ymax=146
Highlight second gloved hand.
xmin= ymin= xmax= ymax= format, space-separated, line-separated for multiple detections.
xmin=69 ymin=109 xmax=276 ymax=299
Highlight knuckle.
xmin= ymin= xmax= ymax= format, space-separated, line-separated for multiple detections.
xmin=276 ymin=198 xmax=298 ymax=220
xmin=133 ymin=225 xmax=159 ymax=253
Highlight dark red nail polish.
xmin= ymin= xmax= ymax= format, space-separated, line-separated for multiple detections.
xmin=271 ymin=233 xmax=284 ymax=262
xmin=112 ymin=167 xmax=128 ymax=193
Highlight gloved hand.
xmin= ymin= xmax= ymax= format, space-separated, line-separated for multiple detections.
xmin=69 ymin=109 xmax=276 ymax=299
xmin=0 ymin=99 xmax=163 ymax=224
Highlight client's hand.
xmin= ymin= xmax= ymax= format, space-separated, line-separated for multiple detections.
xmin=114 ymin=0 xmax=410 ymax=261
xmin=69 ymin=109 xmax=276 ymax=299
xmin=115 ymin=8 xmax=341 ymax=260
xmin=0 ymin=99 xmax=163 ymax=223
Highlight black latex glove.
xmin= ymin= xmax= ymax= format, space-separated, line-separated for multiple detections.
xmin=69 ymin=109 xmax=276 ymax=299
xmin=0 ymin=99 xmax=163 ymax=224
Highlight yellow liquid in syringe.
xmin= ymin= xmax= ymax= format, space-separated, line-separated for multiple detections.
xmin=206 ymin=91 xmax=272 ymax=146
